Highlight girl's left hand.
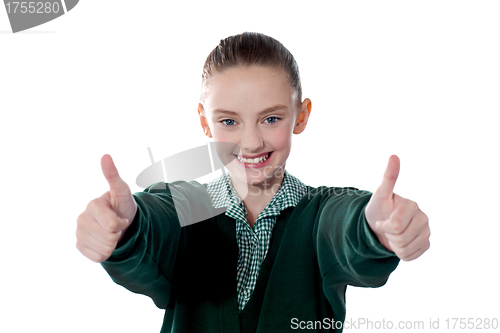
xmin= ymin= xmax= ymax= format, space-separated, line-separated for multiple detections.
xmin=364 ymin=155 xmax=431 ymax=261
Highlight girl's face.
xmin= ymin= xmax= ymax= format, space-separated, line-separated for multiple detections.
xmin=198 ymin=65 xmax=311 ymax=189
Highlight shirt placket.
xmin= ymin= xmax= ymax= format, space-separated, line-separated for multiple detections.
xmin=210 ymin=171 xmax=307 ymax=312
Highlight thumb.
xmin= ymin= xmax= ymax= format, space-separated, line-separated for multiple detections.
xmin=101 ymin=154 xmax=130 ymax=197
xmin=374 ymin=155 xmax=400 ymax=199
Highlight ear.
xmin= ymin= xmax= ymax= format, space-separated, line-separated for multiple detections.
xmin=293 ymin=98 xmax=312 ymax=134
xmin=198 ymin=103 xmax=213 ymax=138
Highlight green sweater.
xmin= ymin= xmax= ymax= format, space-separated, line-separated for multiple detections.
xmin=102 ymin=180 xmax=400 ymax=333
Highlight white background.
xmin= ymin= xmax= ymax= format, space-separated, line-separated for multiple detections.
xmin=1 ymin=1 xmax=499 ymax=332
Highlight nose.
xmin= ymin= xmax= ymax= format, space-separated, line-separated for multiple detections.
xmin=239 ymin=125 xmax=265 ymax=154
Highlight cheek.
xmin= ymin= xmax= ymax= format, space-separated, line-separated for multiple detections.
xmin=211 ymin=130 xmax=241 ymax=157
xmin=212 ymin=130 xmax=234 ymax=143
xmin=268 ymin=126 xmax=292 ymax=151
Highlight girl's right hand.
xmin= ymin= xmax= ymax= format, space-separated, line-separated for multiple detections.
xmin=76 ymin=154 xmax=138 ymax=263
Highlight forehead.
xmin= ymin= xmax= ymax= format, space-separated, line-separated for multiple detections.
xmin=204 ymin=65 xmax=295 ymax=115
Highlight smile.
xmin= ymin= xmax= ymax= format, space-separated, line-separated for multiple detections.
xmin=235 ymin=152 xmax=272 ymax=164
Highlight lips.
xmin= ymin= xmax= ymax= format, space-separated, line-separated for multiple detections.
xmin=234 ymin=152 xmax=273 ymax=165
xmin=236 ymin=152 xmax=271 ymax=159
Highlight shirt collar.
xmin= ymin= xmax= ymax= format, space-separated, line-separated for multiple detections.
xmin=205 ymin=169 xmax=308 ymax=218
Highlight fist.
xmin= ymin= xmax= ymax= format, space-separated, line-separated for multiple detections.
xmin=365 ymin=155 xmax=431 ymax=261
xmin=76 ymin=154 xmax=138 ymax=263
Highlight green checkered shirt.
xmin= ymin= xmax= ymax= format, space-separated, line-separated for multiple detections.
xmin=206 ymin=170 xmax=308 ymax=312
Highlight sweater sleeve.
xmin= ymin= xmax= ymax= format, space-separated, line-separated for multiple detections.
xmin=100 ymin=180 xmax=213 ymax=309
xmin=315 ymin=187 xmax=400 ymax=288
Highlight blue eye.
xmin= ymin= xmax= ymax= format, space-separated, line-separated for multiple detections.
xmin=221 ymin=119 xmax=236 ymax=126
xmin=265 ymin=117 xmax=280 ymax=124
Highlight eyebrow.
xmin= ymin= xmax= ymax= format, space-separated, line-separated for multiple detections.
xmin=212 ymin=104 xmax=288 ymax=117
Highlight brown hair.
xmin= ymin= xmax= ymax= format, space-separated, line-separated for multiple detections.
xmin=200 ymin=32 xmax=302 ymax=109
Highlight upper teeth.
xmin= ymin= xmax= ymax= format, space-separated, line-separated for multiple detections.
xmin=237 ymin=153 xmax=270 ymax=164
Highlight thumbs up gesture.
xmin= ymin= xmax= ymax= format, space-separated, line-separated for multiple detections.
xmin=76 ymin=154 xmax=138 ymax=263
xmin=365 ymin=155 xmax=430 ymax=261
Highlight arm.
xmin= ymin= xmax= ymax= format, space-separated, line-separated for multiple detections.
xmin=315 ymin=188 xmax=400 ymax=288
xmin=100 ymin=182 xmax=184 ymax=309
xmin=100 ymin=180 xmax=212 ymax=309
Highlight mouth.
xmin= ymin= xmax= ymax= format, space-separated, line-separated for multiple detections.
xmin=234 ymin=152 xmax=272 ymax=164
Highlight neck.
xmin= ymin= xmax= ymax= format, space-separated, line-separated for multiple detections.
xmin=229 ymin=166 xmax=286 ymax=210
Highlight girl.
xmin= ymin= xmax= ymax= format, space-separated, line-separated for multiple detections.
xmin=76 ymin=32 xmax=430 ymax=332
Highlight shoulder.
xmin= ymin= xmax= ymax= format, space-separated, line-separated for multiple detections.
xmin=305 ymin=186 xmax=371 ymax=200
xmin=280 ymin=171 xmax=373 ymax=208
xmin=135 ymin=179 xmax=217 ymax=227
xmin=294 ymin=185 xmax=373 ymax=227
xmin=139 ymin=179 xmax=211 ymax=202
